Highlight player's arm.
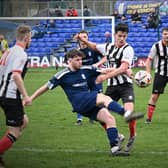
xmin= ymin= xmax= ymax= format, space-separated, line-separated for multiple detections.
xmin=96 ymin=62 xmax=129 ymax=83
xmin=12 ymin=71 xmax=31 ymax=105
xmin=145 ymin=57 xmax=153 ymax=74
xmin=30 ymin=84 xmax=49 ymax=101
xmin=99 ymin=67 xmax=115 ymax=74
xmin=31 ymin=74 xmax=59 ymax=101
xmin=145 ymin=44 xmax=156 ymax=74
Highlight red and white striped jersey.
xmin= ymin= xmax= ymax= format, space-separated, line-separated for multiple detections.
xmin=0 ymin=44 xmax=28 ymax=99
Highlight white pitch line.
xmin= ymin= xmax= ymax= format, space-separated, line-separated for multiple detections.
xmin=11 ymin=147 xmax=168 ymax=155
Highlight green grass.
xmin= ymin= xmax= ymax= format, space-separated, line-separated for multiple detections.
xmin=1 ymin=67 xmax=168 ymax=168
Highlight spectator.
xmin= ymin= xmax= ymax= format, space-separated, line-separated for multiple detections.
xmin=54 ymin=5 xmax=63 ymax=17
xmin=31 ymin=23 xmax=46 ymax=39
xmin=131 ymin=10 xmax=142 ymax=24
xmin=83 ymin=5 xmax=92 ymax=26
xmin=111 ymin=10 xmax=127 ymax=23
xmin=0 ymin=34 xmax=9 ymax=58
xmin=159 ymin=1 xmax=168 ymax=16
xmin=47 ymin=19 xmax=56 ymax=28
xmin=104 ymin=31 xmax=112 ymax=43
xmin=143 ymin=8 xmax=160 ymax=29
xmin=66 ymin=7 xmax=78 ymax=17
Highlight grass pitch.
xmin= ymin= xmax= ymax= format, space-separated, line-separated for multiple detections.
xmin=0 ymin=67 xmax=168 ymax=168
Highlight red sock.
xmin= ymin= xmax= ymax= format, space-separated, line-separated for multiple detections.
xmin=0 ymin=134 xmax=16 ymax=153
xmin=128 ymin=120 xmax=136 ymax=137
xmin=147 ymin=104 xmax=156 ymax=120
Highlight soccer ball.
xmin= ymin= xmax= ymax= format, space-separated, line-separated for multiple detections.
xmin=134 ymin=70 xmax=152 ymax=88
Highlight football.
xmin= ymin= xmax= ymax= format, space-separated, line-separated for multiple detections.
xmin=134 ymin=70 xmax=152 ymax=88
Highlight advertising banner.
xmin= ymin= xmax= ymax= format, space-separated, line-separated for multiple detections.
xmin=115 ymin=0 xmax=164 ymax=14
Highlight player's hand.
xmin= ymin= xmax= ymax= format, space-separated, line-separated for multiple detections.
xmin=73 ymin=33 xmax=79 ymax=40
xmin=22 ymin=96 xmax=32 ymax=106
xmin=126 ymin=69 xmax=134 ymax=79
xmin=92 ymin=63 xmax=99 ymax=68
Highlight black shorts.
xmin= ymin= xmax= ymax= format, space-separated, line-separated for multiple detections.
xmin=152 ymin=73 xmax=168 ymax=94
xmin=105 ymin=83 xmax=134 ymax=103
xmin=0 ymin=97 xmax=25 ymax=127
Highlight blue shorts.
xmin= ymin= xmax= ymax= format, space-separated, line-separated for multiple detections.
xmin=71 ymin=91 xmax=104 ymax=120
xmin=79 ymin=105 xmax=104 ymax=121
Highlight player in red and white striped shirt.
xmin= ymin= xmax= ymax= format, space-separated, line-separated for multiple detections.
xmin=0 ymin=25 xmax=32 ymax=167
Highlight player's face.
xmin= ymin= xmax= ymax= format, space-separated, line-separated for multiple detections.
xmin=70 ymin=56 xmax=83 ymax=70
xmin=162 ymin=30 xmax=168 ymax=44
xmin=79 ymin=33 xmax=88 ymax=45
xmin=114 ymin=31 xmax=128 ymax=47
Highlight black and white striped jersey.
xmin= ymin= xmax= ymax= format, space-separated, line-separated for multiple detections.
xmin=96 ymin=43 xmax=134 ymax=86
xmin=148 ymin=40 xmax=168 ymax=76
xmin=0 ymin=44 xmax=28 ymax=99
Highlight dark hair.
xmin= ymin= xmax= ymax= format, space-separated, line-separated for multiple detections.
xmin=79 ymin=30 xmax=88 ymax=35
xmin=115 ymin=23 xmax=129 ymax=33
xmin=162 ymin=27 xmax=168 ymax=32
xmin=66 ymin=49 xmax=85 ymax=59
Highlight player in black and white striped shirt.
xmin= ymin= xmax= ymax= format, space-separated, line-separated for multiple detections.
xmin=145 ymin=27 xmax=168 ymax=123
xmin=0 ymin=25 xmax=32 ymax=166
xmin=78 ymin=23 xmax=144 ymax=152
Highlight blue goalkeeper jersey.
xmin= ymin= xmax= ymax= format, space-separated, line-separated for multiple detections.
xmin=47 ymin=65 xmax=101 ymax=113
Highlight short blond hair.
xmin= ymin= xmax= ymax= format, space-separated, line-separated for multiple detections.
xmin=16 ymin=25 xmax=31 ymax=41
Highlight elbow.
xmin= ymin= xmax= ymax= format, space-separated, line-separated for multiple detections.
xmin=12 ymin=71 xmax=22 ymax=81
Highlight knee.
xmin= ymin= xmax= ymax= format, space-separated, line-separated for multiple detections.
xmin=151 ymin=94 xmax=159 ymax=103
xmin=7 ymin=116 xmax=29 ymax=139
xmin=8 ymin=128 xmax=21 ymax=139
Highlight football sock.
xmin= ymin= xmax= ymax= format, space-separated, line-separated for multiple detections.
xmin=106 ymin=127 xmax=118 ymax=147
xmin=107 ymin=101 xmax=125 ymax=115
xmin=124 ymin=110 xmax=132 ymax=118
xmin=0 ymin=133 xmax=16 ymax=153
xmin=129 ymin=120 xmax=136 ymax=137
xmin=147 ymin=104 xmax=156 ymax=120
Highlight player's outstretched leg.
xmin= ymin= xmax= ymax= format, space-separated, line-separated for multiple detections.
xmin=124 ymin=111 xmax=144 ymax=123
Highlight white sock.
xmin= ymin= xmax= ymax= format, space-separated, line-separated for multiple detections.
xmin=124 ymin=111 xmax=132 ymax=118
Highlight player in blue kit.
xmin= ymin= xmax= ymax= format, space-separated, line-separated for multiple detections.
xmin=29 ymin=49 xmax=142 ymax=156
xmin=74 ymin=30 xmax=104 ymax=125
